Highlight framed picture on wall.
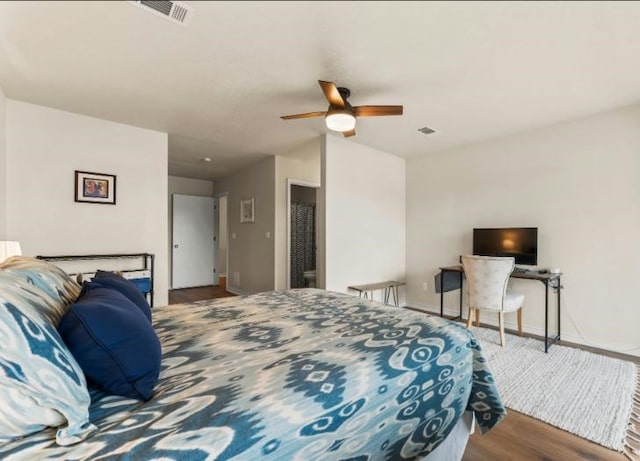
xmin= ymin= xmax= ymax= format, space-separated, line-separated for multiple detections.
xmin=240 ymin=198 xmax=255 ymax=223
xmin=74 ymin=170 xmax=117 ymax=205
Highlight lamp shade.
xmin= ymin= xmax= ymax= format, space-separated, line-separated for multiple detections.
xmin=325 ymin=107 xmax=356 ymax=132
xmin=0 ymin=241 xmax=22 ymax=263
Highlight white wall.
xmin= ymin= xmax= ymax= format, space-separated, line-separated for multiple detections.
xmin=0 ymin=85 xmax=6 ymax=239
xmin=5 ymin=100 xmax=169 ymax=306
xmin=274 ymin=138 xmax=321 ymax=290
xmin=167 ymin=175 xmax=214 ymax=288
xmin=214 ymin=157 xmax=275 ymax=294
xmin=323 ymin=135 xmax=406 ymax=302
xmin=406 ymin=104 xmax=640 ymax=356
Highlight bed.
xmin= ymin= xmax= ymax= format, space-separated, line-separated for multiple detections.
xmin=0 ymin=260 xmax=505 ymax=460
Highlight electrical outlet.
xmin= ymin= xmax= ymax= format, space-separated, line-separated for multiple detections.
xmin=422 ymin=282 xmax=428 ymax=291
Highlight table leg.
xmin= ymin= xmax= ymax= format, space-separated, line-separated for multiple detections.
xmin=393 ymin=286 xmax=398 ymax=306
xmin=544 ymin=282 xmax=549 ymax=353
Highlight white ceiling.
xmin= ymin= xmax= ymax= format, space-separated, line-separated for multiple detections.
xmin=2 ymin=1 xmax=640 ymax=180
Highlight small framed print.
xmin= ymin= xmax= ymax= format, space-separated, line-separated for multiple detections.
xmin=74 ymin=170 xmax=116 ymax=205
xmin=240 ymin=198 xmax=255 ymax=223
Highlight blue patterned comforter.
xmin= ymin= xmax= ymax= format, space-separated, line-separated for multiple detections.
xmin=0 ymin=289 xmax=505 ymax=460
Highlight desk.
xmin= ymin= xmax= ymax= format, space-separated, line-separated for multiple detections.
xmin=439 ymin=265 xmax=562 ymax=353
xmin=348 ymin=281 xmax=406 ymax=307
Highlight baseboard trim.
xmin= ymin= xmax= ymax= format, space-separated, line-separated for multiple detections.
xmin=405 ymin=302 xmax=639 ymax=363
xmin=226 ymin=287 xmax=245 ymax=296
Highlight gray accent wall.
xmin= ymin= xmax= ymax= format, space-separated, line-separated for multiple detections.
xmin=215 ymin=156 xmax=276 ymax=294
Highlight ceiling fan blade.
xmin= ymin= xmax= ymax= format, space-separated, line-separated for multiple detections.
xmin=342 ymin=129 xmax=356 ymax=137
xmin=280 ymin=111 xmax=326 ymax=120
xmin=318 ymin=80 xmax=345 ymax=108
xmin=354 ymin=105 xmax=403 ymax=117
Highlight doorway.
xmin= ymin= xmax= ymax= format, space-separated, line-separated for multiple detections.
xmin=172 ymin=194 xmax=215 ymax=289
xmin=287 ymin=180 xmax=320 ymax=289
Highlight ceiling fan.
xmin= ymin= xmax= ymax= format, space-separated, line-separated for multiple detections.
xmin=281 ymin=80 xmax=403 ymax=137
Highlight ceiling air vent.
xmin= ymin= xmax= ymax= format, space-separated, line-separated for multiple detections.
xmin=418 ymin=126 xmax=436 ymax=135
xmin=130 ymin=1 xmax=194 ymax=26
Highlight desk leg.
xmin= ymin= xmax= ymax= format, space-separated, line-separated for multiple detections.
xmin=557 ymin=276 xmax=561 ymax=341
xmin=440 ymin=272 xmax=444 ymax=317
xmin=544 ymin=282 xmax=549 ymax=353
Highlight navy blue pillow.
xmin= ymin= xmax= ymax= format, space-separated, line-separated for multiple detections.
xmin=92 ymin=270 xmax=151 ymax=322
xmin=58 ymin=285 xmax=161 ymax=401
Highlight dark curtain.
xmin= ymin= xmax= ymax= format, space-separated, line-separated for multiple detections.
xmin=290 ymin=202 xmax=316 ymax=288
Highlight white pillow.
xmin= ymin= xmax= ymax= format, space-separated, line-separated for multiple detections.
xmin=0 ymin=272 xmax=96 ymax=446
xmin=0 ymin=256 xmax=81 ymax=326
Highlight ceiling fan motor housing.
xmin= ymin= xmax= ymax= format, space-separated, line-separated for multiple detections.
xmin=337 ymin=87 xmax=351 ymax=101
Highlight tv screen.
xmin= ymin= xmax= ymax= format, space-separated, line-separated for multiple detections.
xmin=472 ymin=227 xmax=538 ymax=266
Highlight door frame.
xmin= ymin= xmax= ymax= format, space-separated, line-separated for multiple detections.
xmin=287 ymin=179 xmax=320 ymax=289
xmin=214 ymin=192 xmax=229 ymax=287
xmin=212 ymin=196 xmax=219 ymax=285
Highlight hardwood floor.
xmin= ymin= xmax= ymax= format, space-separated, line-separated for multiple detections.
xmin=168 ymin=285 xmax=235 ymax=304
xmin=163 ymin=289 xmax=632 ymax=460
xmin=464 ymin=409 xmax=626 ymax=461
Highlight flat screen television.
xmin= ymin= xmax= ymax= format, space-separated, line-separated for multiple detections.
xmin=472 ymin=227 xmax=538 ymax=265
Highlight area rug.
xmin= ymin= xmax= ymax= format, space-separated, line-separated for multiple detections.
xmin=470 ymin=326 xmax=640 ymax=457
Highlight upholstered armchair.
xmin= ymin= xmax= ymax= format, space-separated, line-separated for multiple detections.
xmin=461 ymin=255 xmax=524 ymax=346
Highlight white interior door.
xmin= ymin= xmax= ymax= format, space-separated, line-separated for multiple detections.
xmin=172 ymin=194 xmax=215 ymax=289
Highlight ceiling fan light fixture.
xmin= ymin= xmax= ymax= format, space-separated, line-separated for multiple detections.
xmin=325 ymin=108 xmax=356 ymax=132
xmin=282 ymin=80 xmax=403 ymax=137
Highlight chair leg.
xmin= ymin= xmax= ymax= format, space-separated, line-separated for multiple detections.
xmin=498 ymin=312 xmax=505 ymax=346
xmin=517 ymin=308 xmax=523 ymax=336
xmin=466 ymin=308 xmax=474 ymax=329
xmin=475 ymin=310 xmax=480 ymax=327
